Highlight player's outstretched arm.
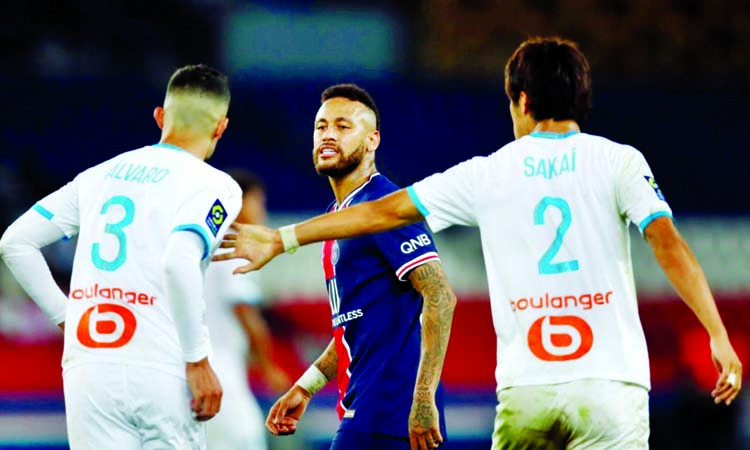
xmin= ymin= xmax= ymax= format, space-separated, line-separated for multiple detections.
xmin=645 ymin=216 xmax=742 ymax=405
xmin=266 ymin=339 xmax=337 ymax=436
xmin=215 ymin=189 xmax=423 ymax=273
xmin=407 ymin=261 xmax=457 ymax=450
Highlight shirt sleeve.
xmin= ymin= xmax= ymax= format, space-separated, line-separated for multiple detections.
xmin=0 ymin=208 xmax=69 ymax=324
xmin=372 ymin=222 xmax=440 ymax=281
xmin=615 ymin=147 xmax=673 ymax=233
xmin=408 ymin=156 xmax=484 ymax=233
xmin=34 ymin=176 xmax=82 ymax=238
xmin=170 ymin=175 xmax=242 ymax=260
xmin=162 ymin=229 xmax=212 ymax=362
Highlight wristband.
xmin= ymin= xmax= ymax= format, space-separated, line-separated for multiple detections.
xmin=295 ymin=365 xmax=327 ymax=395
xmin=279 ymin=224 xmax=300 ymax=254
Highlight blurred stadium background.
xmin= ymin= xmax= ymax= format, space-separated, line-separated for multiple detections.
xmin=0 ymin=1 xmax=748 ymax=449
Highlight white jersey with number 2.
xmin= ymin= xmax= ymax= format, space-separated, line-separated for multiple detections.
xmin=33 ymin=143 xmax=241 ymax=378
xmin=408 ymin=131 xmax=671 ymax=390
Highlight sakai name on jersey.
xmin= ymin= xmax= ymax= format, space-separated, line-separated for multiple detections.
xmin=523 ymin=150 xmax=576 ymax=179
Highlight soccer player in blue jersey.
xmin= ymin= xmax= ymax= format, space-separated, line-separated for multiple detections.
xmin=264 ymin=84 xmax=457 ymax=450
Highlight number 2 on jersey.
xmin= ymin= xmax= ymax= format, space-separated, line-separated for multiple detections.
xmin=91 ymin=195 xmax=135 ymax=271
xmin=534 ymin=197 xmax=579 ymax=274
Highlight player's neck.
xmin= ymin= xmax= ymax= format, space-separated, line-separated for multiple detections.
xmin=531 ymin=119 xmax=580 ymax=135
xmin=329 ymin=163 xmax=378 ymax=205
xmin=159 ymin=134 xmax=211 ymax=160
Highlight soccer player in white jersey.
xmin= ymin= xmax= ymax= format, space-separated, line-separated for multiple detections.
xmin=216 ymin=37 xmax=743 ymax=450
xmin=204 ymin=168 xmax=290 ymax=450
xmin=0 ymin=64 xmax=241 ymax=450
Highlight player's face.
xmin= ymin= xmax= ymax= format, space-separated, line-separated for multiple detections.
xmin=313 ymin=98 xmax=376 ymax=178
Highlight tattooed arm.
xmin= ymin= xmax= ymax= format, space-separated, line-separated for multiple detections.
xmin=266 ymin=339 xmax=338 ymax=436
xmin=407 ymin=261 xmax=457 ymax=450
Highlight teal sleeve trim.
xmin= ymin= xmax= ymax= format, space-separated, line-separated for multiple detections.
xmin=173 ymin=224 xmax=211 ymax=260
xmin=638 ymin=211 xmax=672 ymax=233
xmin=406 ymin=186 xmax=429 ymax=218
xmin=32 ymin=204 xmax=54 ymax=220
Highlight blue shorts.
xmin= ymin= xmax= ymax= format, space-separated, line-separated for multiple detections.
xmin=330 ymin=430 xmax=411 ymax=450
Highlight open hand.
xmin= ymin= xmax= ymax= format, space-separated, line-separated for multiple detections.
xmin=212 ymin=222 xmax=283 ymax=274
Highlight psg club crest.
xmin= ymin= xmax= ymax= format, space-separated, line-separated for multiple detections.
xmin=331 ymin=241 xmax=340 ymax=265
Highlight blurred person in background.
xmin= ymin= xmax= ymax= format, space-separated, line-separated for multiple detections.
xmin=0 ymin=64 xmax=239 ymax=449
xmin=264 ymin=84 xmax=457 ymax=450
xmin=217 ymin=38 xmax=743 ymax=450
xmin=204 ymin=168 xmax=290 ymax=450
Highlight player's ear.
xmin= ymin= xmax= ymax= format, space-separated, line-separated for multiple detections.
xmin=214 ymin=117 xmax=229 ymax=139
xmin=519 ymin=92 xmax=530 ymax=115
xmin=367 ymin=130 xmax=380 ymax=153
xmin=153 ymin=107 xmax=165 ymax=130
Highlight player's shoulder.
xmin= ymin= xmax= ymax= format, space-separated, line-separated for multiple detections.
xmin=73 ymin=146 xmax=151 ymax=180
xmin=359 ymin=173 xmax=399 ymax=201
xmin=196 ymin=165 xmax=243 ymax=198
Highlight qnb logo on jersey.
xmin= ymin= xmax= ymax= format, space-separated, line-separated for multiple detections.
xmin=527 ymin=315 xmax=593 ymax=362
xmin=400 ymin=234 xmax=432 ymax=254
xmin=77 ymin=303 xmax=137 ymax=348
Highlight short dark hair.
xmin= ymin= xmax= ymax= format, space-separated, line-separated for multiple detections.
xmin=505 ymin=37 xmax=592 ymax=124
xmin=167 ymin=64 xmax=230 ymax=103
xmin=321 ymin=84 xmax=380 ymax=131
xmin=223 ymin=168 xmax=265 ymax=195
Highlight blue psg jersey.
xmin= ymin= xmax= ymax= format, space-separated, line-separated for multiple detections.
xmin=321 ymin=173 xmax=447 ymax=438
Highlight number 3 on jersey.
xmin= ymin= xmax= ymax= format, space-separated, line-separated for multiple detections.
xmin=534 ymin=197 xmax=579 ymax=275
xmin=91 ymin=196 xmax=135 ymax=271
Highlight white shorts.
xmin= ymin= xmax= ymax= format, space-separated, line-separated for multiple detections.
xmin=206 ymin=355 xmax=267 ymax=450
xmin=63 ymin=363 xmax=206 ymax=450
xmin=492 ymin=379 xmax=649 ymax=450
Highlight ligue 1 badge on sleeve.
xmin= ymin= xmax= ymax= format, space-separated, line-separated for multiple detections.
xmin=644 ymin=176 xmax=665 ymax=201
xmin=205 ymin=199 xmax=227 ymax=236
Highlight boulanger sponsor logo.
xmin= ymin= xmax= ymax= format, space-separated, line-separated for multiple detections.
xmin=205 ymin=198 xmax=227 ymax=236
xmin=509 ymin=290 xmax=612 ymax=312
xmin=510 ymin=290 xmax=613 ymax=362
xmin=77 ymin=303 xmax=137 ymax=348
xmin=527 ymin=315 xmax=593 ymax=361
xmin=400 ymin=233 xmax=432 ymax=254
xmin=70 ymin=283 xmax=156 ymax=305
xmin=70 ymin=283 xmax=157 ymax=349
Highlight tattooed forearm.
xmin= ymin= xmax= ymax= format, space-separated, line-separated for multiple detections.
xmin=313 ymin=339 xmax=339 ymax=381
xmin=409 ymin=261 xmax=457 ymax=394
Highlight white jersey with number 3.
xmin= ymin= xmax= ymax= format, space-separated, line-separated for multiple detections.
xmin=33 ymin=143 xmax=241 ymax=378
xmin=409 ymin=131 xmax=671 ymax=390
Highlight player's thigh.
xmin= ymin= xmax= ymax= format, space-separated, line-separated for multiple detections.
xmin=565 ymin=380 xmax=649 ymax=450
xmin=63 ymin=365 xmax=141 ymax=450
xmin=492 ymin=385 xmax=564 ymax=450
xmin=130 ymin=367 xmax=207 ymax=450
xmin=330 ymin=430 xmax=411 ymax=450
